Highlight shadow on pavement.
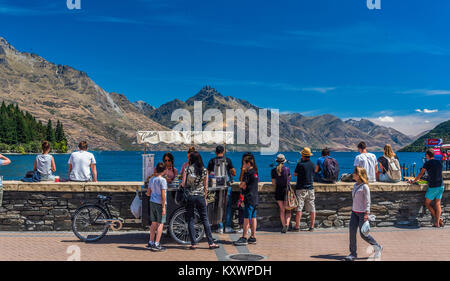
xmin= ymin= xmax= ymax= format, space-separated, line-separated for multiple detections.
xmin=310 ymin=254 xmax=366 ymax=261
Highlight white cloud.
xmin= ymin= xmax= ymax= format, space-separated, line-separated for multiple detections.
xmin=377 ymin=116 xmax=395 ymax=123
xmin=402 ymin=89 xmax=450 ymax=96
xmin=367 ymin=110 xmax=450 ymax=135
xmin=415 ymin=108 xmax=438 ymax=113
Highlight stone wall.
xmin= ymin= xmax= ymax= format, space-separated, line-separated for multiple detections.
xmin=0 ymin=180 xmax=449 ymax=231
xmin=0 ymin=182 xmax=141 ymax=231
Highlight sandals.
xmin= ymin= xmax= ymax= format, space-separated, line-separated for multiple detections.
xmin=189 ymin=244 xmax=220 ymax=250
xmin=209 ymin=244 xmax=220 ymax=250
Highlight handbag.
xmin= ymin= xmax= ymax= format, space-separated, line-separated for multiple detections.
xmin=176 ymin=168 xmax=190 ymax=205
xmin=284 ymin=183 xmax=298 ymax=211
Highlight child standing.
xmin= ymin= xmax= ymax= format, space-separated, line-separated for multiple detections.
xmin=146 ymin=162 xmax=168 ymax=252
xmin=234 ymin=155 xmax=259 ymax=246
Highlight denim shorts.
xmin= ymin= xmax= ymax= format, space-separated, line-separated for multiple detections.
xmin=244 ymin=204 xmax=257 ymax=219
xmin=425 ymin=186 xmax=444 ymax=200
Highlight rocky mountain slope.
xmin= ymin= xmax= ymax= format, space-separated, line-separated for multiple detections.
xmin=400 ymin=120 xmax=450 ymax=152
xmin=136 ymin=86 xmax=414 ymax=151
xmin=0 ymin=36 xmax=414 ymax=152
xmin=0 ymin=36 xmax=168 ymax=150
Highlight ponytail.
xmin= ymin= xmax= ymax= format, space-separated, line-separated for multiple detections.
xmin=276 ymin=162 xmax=284 ymax=176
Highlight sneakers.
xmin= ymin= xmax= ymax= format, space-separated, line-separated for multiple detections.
xmin=281 ymin=226 xmax=288 ymax=233
xmin=247 ymin=237 xmax=257 ymax=244
xmin=233 ymin=237 xmax=248 ymax=246
xmin=225 ymin=227 xmax=235 ymax=233
xmin=344 ymin=254 xmax=357 ymax=261
xmin=216 ymin=228 xmax=224 ymax=234
xmin=151 ymin=244 xmax=166 ymax=252
xmin=145 ymin=242 xmax=154 ymax=250
xmin=308 ymin=227 xmax=315 ymax=232
xmin=236 ymin=228 xmax=252 ymax=236
xmin=373 ymin=245 xmax=383 ymax=259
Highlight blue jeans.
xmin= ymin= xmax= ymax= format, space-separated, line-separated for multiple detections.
xmin=186 ymin=195 xmax=214 ymax=245
xmin=349 ymin=211 xmax=379 ymax=257
xmin=219 ymin=186 xmax=233 ymax=229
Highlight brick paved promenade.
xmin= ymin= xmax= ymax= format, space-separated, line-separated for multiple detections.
xmin=0 ymin=226 xmax=449 ymax=261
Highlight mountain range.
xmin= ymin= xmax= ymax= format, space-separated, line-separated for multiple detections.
xmin=0 ymin=36 xmax=414 ymax=152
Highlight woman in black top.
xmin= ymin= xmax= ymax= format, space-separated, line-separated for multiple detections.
xmin=181 ymin=152 xmax=219 ymax=249
xmin=234 ymin=155 xmax=259 ymax=246
xmin=271 ymin=154 xmax=292 ymax=233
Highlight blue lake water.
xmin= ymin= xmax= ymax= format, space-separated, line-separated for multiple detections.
xmin=0 ymin=151 xmax=427 ymax=182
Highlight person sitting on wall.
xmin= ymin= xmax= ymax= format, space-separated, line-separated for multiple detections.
xmin=314 ymin=148 xmax=339 ymax=183
xmin=68 ymin=141 xmax=97 ymax=182
xmin=34 ymin=141 xmax=56 ymax=182
xmin=354 ymin=142 xmax=378 ymax=183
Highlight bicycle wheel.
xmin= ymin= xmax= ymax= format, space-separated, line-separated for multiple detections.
xmin=72 ymin=204 xmax=110 ymax=242
xmin=169 ymin=207 xmax=205 ymax=245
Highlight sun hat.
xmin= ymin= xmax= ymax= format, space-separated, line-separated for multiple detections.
xmin=276 ymin=154 xmax=287 ymax=163
xmin=301 ymin=147 xmax=313 ymax=157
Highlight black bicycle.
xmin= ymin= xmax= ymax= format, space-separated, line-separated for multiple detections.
xmin=72 ymin=195 xmax=124 ymax=242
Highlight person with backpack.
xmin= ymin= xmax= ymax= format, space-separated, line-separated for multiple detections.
xmin=271 ymin=154 xmax=292 ymax=233
xmin=354 ymin=142 xmax=378 ymax=183
xmin=207 ymin=145 xmax=236 ymax=234
xmin=409 ymin=149 xmax=445 ymax=227
xmin=314 ymin=148 xmax=339 ymax=183
xmin=377 ymin=144 xmax=401 ymax=183
xmin=181 ymin=151 xmax=220 ymax=250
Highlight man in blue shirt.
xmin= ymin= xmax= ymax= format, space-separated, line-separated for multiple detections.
xmin=314 ymin=148 xmax=330 ymax=183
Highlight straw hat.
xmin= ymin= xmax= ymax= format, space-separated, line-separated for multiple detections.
xmin=276 ymin=154 xmax=287 ymax=163
xmin=301 ymin=147 xmax=313 ymax=157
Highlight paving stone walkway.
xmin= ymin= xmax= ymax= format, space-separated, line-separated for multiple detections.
xmin=0 ymin=226 xmax=449 ymax=261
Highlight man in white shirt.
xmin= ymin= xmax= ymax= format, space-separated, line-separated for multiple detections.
xmin=68 ymin=141 xmax=97 ymax=182
xmin=353 ymin=141 xmax=378 ymax=183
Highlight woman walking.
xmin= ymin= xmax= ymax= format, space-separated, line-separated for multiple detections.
xmin=34 ymin=141 xmax=56 ymax=181
xmin=345 ymin=167 xmax=383 ymax=261
xmin=271 ymin=154 xmax=292 ymax=233
xmin=181 ymin=151 xmax=219 ymax=250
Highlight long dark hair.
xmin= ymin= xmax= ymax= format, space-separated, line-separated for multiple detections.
xmin=243 ymin=154 xmax=258 ymax=173
xmin=188 ymin=151 xmax=205 ymax=176
xmin=163 ymin=152 xmax=175 ymax=174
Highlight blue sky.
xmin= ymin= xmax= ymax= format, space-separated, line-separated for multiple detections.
xmin=1 ymin=0 xmax=450 ymax=135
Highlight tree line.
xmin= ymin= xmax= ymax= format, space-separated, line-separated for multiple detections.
xmin=0 ymin=101 xmax=68 ymax=153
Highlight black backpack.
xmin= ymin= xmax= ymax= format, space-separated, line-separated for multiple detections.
xmin=323 ymin=157 xmax=339 ymax=182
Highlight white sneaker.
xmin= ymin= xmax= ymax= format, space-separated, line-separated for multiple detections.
xmin=225 ymin=227 xmax=235 ymax=233
xmin=373 ymin=245 xmax=383 ymax=260
xmin=216 ymin=228 xmax=223 ymax=234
